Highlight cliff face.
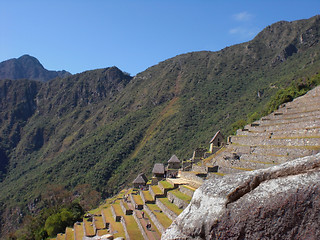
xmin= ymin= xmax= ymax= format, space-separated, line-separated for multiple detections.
xmin=0 ymin=55 xmax=71 ymax=81
xmin=162 ymin=153 xmax=320 ymax=240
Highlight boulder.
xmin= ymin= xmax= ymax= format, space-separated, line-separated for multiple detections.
xmin=162 ymin=153 xmax=320 ymax=240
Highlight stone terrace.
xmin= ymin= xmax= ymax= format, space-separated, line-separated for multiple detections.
xmin=52 ymin=179 xmax=198 ymax=240
xmin=205 ymin=85 xmax=320 ymax=176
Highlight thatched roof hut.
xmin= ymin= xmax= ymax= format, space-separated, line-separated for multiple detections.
xmin=168 ymin=154 xmax=180 ymax=163
xmin=132 ymin=173 xmax=148 ymax=187
xmin=152 ymin=163 xmax=165 ymax=175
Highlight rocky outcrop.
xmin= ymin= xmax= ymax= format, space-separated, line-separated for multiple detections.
xmin=162 ymin=153 xmax=320 ymax=240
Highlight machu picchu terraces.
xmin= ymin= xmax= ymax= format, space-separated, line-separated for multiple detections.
xmin=52 ymin=85 xmax=320 ymax=239
xmin=51 ymin=178 xmax=197 ymax=240
xmin=203 ymin=85 xmax=320 ymax=177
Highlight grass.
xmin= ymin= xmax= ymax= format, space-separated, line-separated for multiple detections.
xmin=159 ymin=180 xmax=174 ymax=189
xmin=231 ymin=166 xmax=254 ymax=171
xmin=96 ymin=229 xmax=108 ymax=236
xmin=65 ymin=228 xmax=74 ymax=240
xmin=151 ymin=185 xmax=163 ymax=195
xmin=244 ymin=159 xmax=278 ymax=165
xmin=101 ymin=208 xmax=126 ymax=238
xmin=211 ymin=172 xmax=226 ymax=176
xmin=142 ymin=190 xmax=154 ymax=202
xmin=83 ymin=218 xmax=95 ymax=237
xmin=112 ymin=202 xmax=123 ymax=216
xmin=94 ymin=215 xmax=106 ymax=229
xmin=132 ymin=194 xmax=144 ymax=205
xmin=158 ymin=197 xmax=183 ymax=215
xmin=147 ymin=204 xmax=172 ymax=229
xmin=74 ymin=223 xmax=84 ymax=240
xmin=169 ymin=189 xmax=192 ymax=203
xmin=123 ymin=215 xmax=144 ymax=239
xmin=56 ymin=233 xmax=65 ymax=240
xmin=180 ymin=185 xmax=196 ymax=191
xmin=272 ymin=136 xmax=320 ymax=140
xmin=141 ymin=210 xmax=162 ymax=237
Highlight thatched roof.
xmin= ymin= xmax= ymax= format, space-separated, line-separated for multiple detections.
xmin=152 ymin=163 xmax=165 ymax=174
xmin=168 ymin=154 xmax=180 ymax=163
xmin=132 ymin=173 xmax=148 ymax=184
xmin=209 ymin=130 xmax=224 ymax=143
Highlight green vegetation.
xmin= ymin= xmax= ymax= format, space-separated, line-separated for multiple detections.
xmin=151 ymin=185 xmax=163 ymax=195
xmin=159 ymin=180 xmax=174 ymax=189
xmin=2 ymin=16 xmax=320 ymax=238
xmin=122 ymin=215 xmax=143 ymax=239
xmin=169 ymin=190 xmax=192 ymax=203
xmin=132 ymin=194 xmax=144 ymax=205
xmin=158 ymin=198 xmax=183 ymax=215
xmin=146 ymin=204 xmax=172 ymax=229
xmin=232 ymin=72 xmax=320 ymax=133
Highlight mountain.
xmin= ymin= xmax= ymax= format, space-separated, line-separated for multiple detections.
xmin=1 ymin=15 xmax=320 ymax=237
xmin=0 ymin=54 xmax=71 ymax=81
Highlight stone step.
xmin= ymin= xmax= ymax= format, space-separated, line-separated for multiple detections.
xmin=83 ymin=217 xmax=95 ymax=237
xmin=120 ymin=199 xmax=133 ymax=215
xmin=122 ymin=214 xmax=145 ymax=239
xmin=101 ymin=208 xmax=126 ymax=238
xmin=245 ymin=119 xmax=320 ymax=132
xmin=230 ymin=135 xmax=320 ymax=147
xmin=149 ymin=185 xmax=165 ymax=200
xmin=158 ymin=180 xmax=175 ymax=195
xmin=255 ymin=110 xmax=320 ymax=126
xmin=215 ymin=165 xmax=253 ymax=175
xmin=156 ymin=197 xmax=183 ymax=220
xmin=93 ymin=214 xmax=107 ymax=230
xmin=56 ymin=233 xmax=65 ymax=240
xmin=237 ymin=127 xmax=320 ymax=137
xmin=224 ymin=144 xmax=320 ymax=159
xmin=130 ymin=193 xmax=144 ymax=210
xmin=140 ymin=190 xmax=155 ymax=204
xmin=96 ymin=229 xmax=109 ymax=236
xmin=65 ymin=227 xmax=74 ymax=240
xmin=111 ymin=203 xmax=123 ymax=222
xmin=73 ymin=222 xmax=84 ymax=240
xmin=239 ymin=153 xmax=290 ymax=164
xmin=145 ymin=204 xmax=173 ymax=234
xmin=167 ymin=189 xmax=192 ymax=209
xmin=178 ymin=185 xmax=196 ymax=198
xmin=215 ymin=156 xmax=278 ymax=171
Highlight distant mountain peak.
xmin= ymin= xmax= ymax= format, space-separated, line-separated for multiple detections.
xmin=0 ymin=55 xmax=71 ymax=82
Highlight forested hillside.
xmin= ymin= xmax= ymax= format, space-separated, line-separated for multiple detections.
xmin=1 ymin=15 xmax=320 ymax=237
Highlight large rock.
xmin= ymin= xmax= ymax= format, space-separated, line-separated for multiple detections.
xmin=162 ymin=153 xmax=320 ymax=240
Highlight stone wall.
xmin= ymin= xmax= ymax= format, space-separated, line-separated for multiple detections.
xmin=143 ymin=204 xmax=165 ymax=233
xmin=162 ymin=153 xmax=320 ymax=240
xmin=132 ymin=211 xmax=148 ymax=240
xmin=179 ymin=171 xmax=204 ymax=187
xmin=120 ymin=217 xmax=130 ymax=240
xmin=178 ymin=186 xmax=194 ymax=197
xmin=167 ymin=192 xmax=188 ymax=209
xmin=156 ymin=198 xmax=177 ymax=220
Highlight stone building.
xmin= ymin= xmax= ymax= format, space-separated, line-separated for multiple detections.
xmin=166 ymin=155 xmax=181 ymax=178
xmin=152 ymin=163 xmax=165 ymax=185
xmin=209 ymin=130 xmax=225 ymax=153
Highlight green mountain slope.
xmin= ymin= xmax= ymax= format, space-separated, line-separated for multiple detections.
xmin=1 ymin=15 xmax=320 ymax=236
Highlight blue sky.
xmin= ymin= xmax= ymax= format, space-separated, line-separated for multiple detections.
xmin=1 ymin=0 xmax=320 ymax=75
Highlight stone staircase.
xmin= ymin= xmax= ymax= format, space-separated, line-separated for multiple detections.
xmin=52 ymin=180 xmax=197 ymax=240
xmin=205 ymin=85 xmax=320 ymax=176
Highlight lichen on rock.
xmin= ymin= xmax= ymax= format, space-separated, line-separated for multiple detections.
xmin=162 ymin=153 xmax=320 ymax=240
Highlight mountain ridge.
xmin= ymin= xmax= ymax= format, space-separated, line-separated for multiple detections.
xmin=1 ymin=15 xmax=320 ymax=237
xmin=0 ymin=54 xmax=71 ymax=82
